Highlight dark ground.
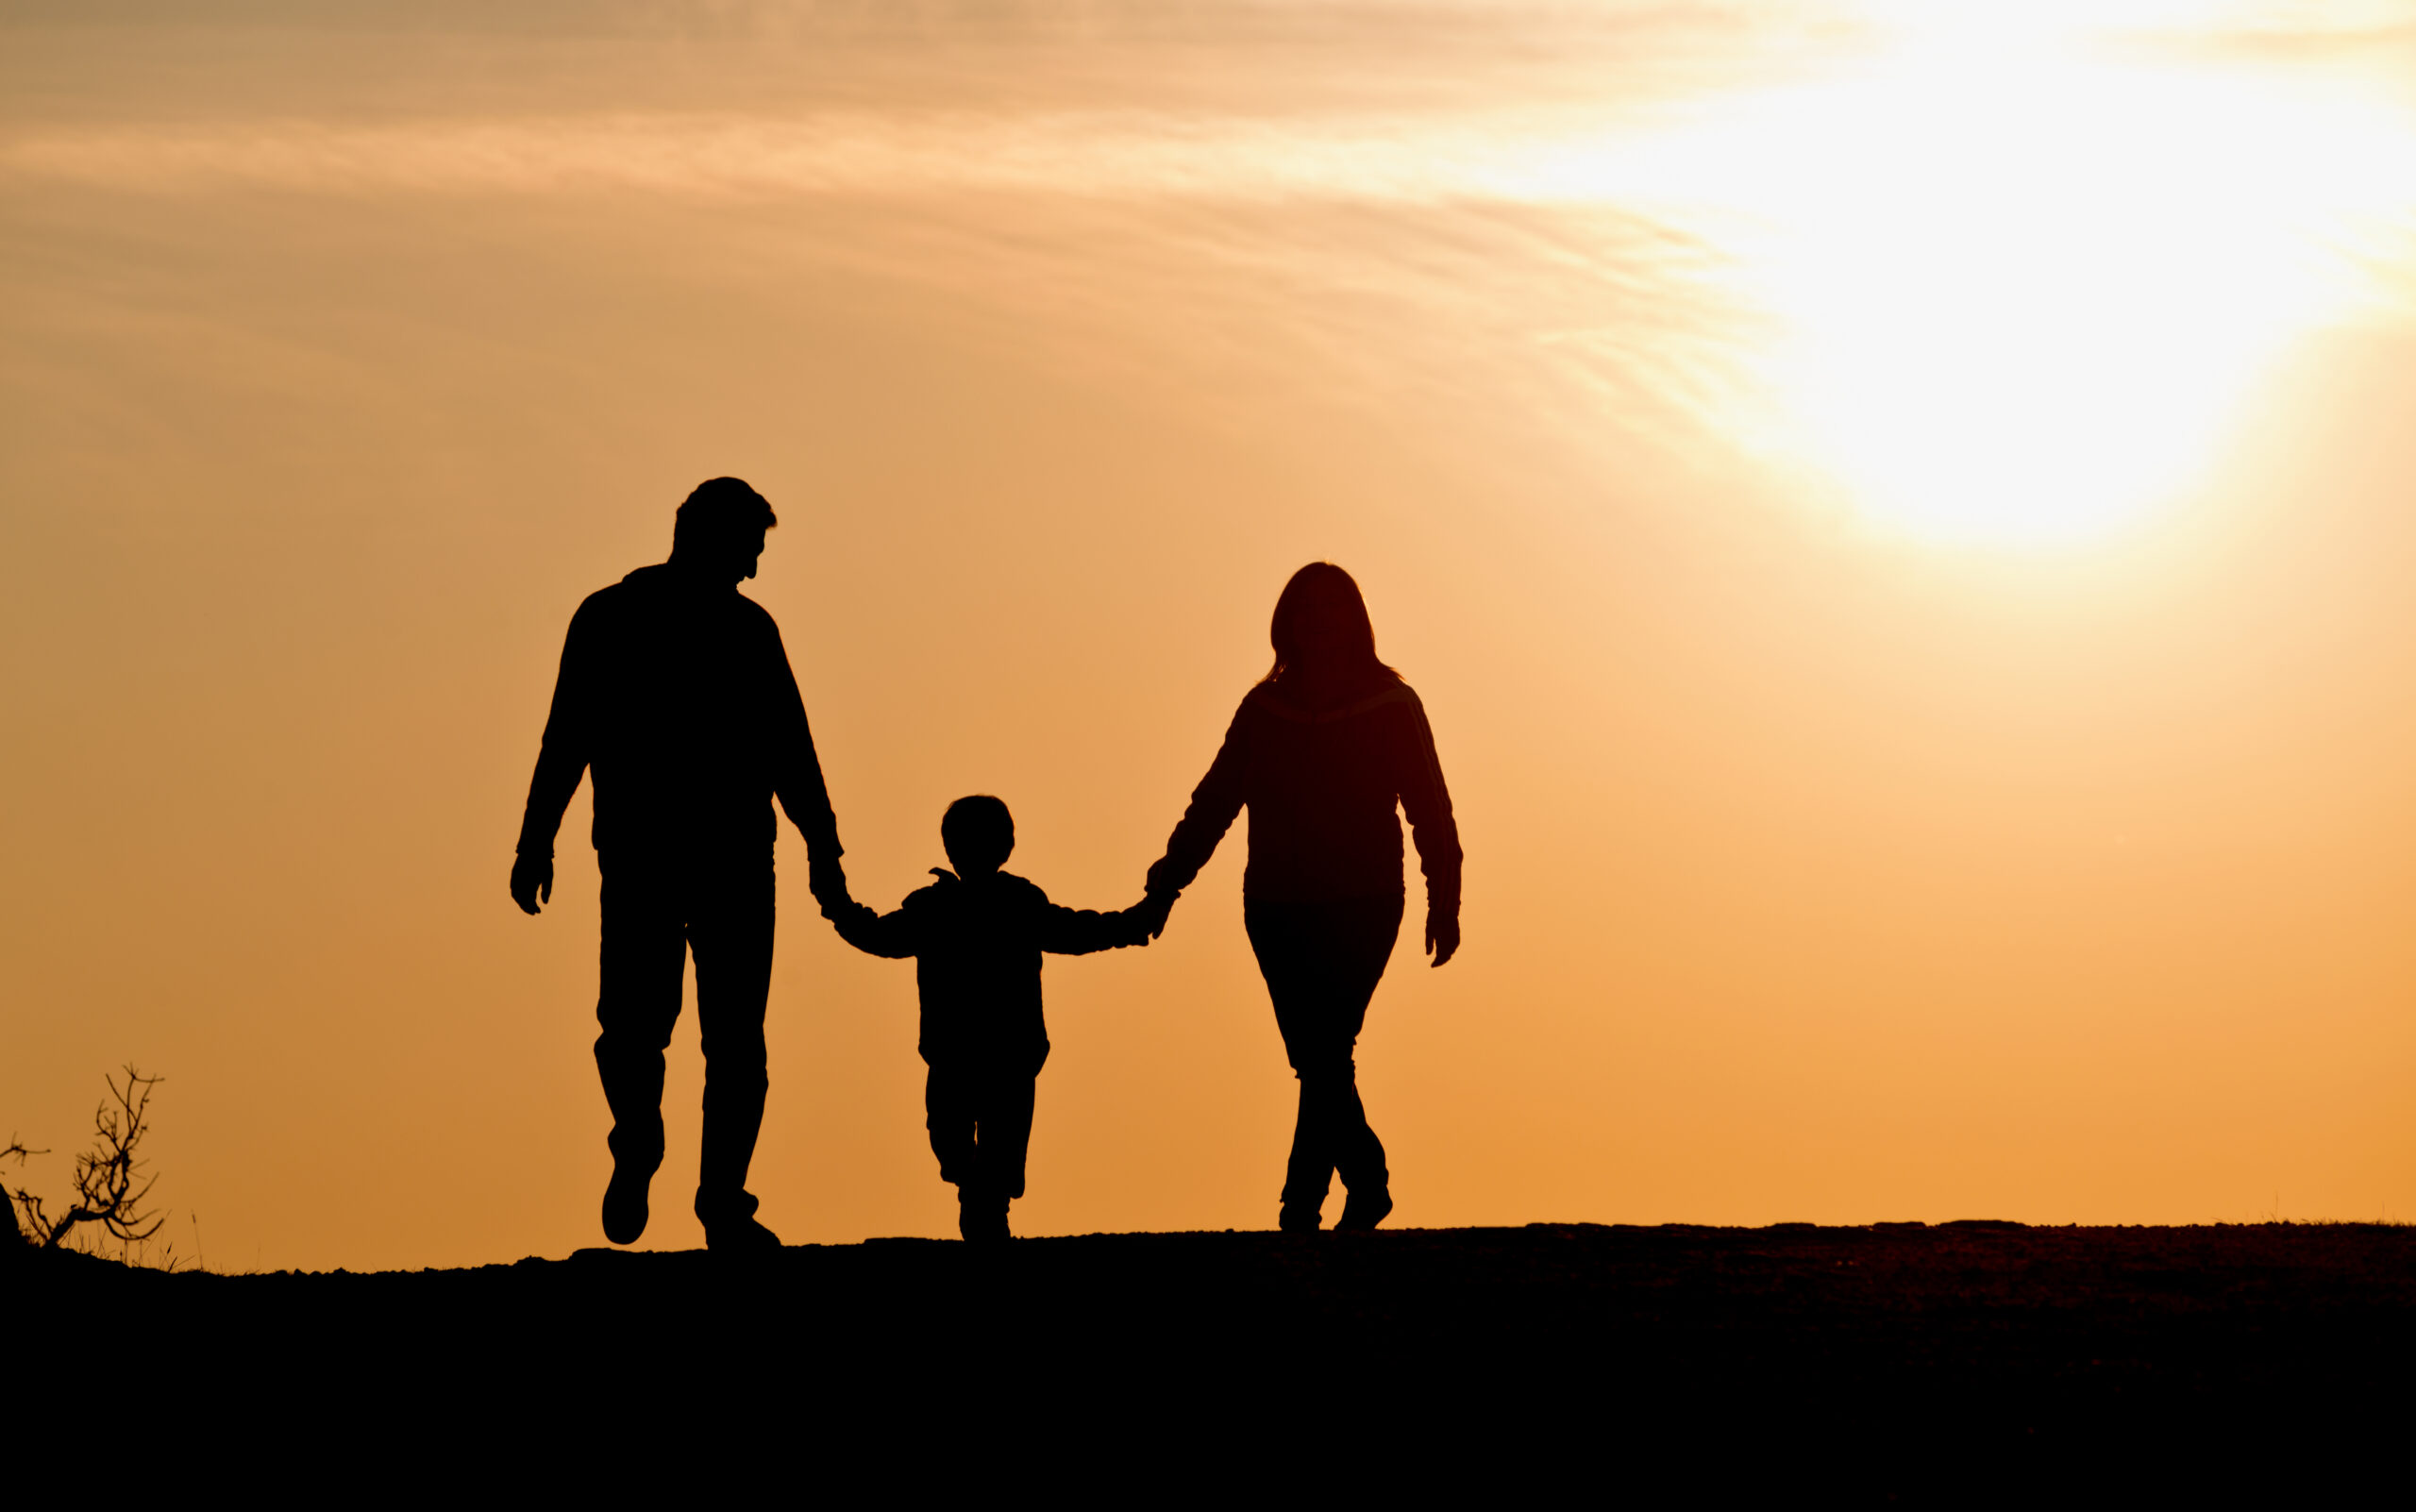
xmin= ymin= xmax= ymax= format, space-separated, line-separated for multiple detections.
xmin=17 ymin=1221 xmax=2409 ymax=1494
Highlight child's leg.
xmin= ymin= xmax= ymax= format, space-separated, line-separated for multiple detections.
xmin=947 ymin=1067 xmax=1032 ymax=1244
xmin=924 ymin=1062 xmax=978 ymax=1194
xmin=973 ymin=1068 xmax=1040 ymax=1208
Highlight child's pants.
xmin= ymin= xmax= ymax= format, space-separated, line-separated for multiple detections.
xmin=925 ymin=1061 xmax=1039 ymax=1207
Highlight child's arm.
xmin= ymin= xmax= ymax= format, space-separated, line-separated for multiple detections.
xmin=818 ymin=872 xmax=918 ymax=959
xmin=1033 ymin=899 xmax=1149 ymax=955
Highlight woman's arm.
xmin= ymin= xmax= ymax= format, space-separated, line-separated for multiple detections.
xmin=1142 ymin=701 xmax=1254 ymax=901
xmin=1392 ymin=692 xmax=1463 ymax=966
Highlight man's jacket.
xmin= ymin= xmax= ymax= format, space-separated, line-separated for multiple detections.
xmin=516 ymin=563 xmax=840 ymax=861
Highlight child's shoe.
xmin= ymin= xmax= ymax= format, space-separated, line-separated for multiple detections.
xmin=959 ymin=1198 xmax=1011 ymax=1244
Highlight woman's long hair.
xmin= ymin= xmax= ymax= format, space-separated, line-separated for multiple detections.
xmin=1263 ymin=562 xmax=1401 ymax=686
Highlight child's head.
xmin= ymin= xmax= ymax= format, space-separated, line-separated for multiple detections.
xmin=941 ymin=795 xmax=1015 ymax=878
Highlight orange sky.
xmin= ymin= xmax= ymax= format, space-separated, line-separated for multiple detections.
xmin=6 ymin=2 xmax=2415 ymax=1270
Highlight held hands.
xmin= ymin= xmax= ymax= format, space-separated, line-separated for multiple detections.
xmin=1116 ymin=891 xmax=1177 ymax=948
xmin=1132 ymin=891 xmax=1178 ymax=942
xmin=510 ymin=853 xmax=553 ymax=916
xmin=809 ymin=851 xmax=856 ymax=919
xmin=811 ymin=853 xmax=886 ymax=952
xmin=1424 ymin=907 xmax=1460 ymax=968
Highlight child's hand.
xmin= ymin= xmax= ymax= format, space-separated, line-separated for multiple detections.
xmin=822 ymin=890 xmax=879 ymax=933
xmin=826 ymin=898 xmax=884 ymax=952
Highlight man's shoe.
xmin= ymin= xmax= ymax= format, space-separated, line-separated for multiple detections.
xmin=1278 ymin=1202 xmax=1323 ymax=1233
xmin=704 ymin=1214 xmax=783 ymax=1253
xmin=1334 ymin=1189 xmax=1394 ymax=1232
xmin=601 ymin=1164 xmax=651 ymax=1246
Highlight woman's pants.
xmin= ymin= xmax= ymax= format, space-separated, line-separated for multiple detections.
xmin=1243 ymin=895 xmax=1404 ymax=1211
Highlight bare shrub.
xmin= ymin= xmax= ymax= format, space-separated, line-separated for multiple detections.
xmin=7 ymin=1067 xmax=169 ymax=1257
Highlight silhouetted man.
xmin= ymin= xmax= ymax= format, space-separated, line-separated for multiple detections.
xmin=510 ymin=478 xmax=843 ymax=1252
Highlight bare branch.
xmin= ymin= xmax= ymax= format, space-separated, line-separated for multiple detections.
xmin=37 ymin=1066 xmax=167 ymax=1251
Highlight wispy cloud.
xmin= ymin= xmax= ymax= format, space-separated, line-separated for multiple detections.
xmin=0 ymin=109 xmax=1688 ymax=206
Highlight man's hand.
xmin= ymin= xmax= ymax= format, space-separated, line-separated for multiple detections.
xmin=510 ymin=852 xmax=554 ymax=916
xmin=809 ymin=851 xmax=851 ymax=914
xmin=1424 ymin=908 xmax=1460 ymax=967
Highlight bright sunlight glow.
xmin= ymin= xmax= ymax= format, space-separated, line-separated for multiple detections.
xmin=1608 ymin=12 xmax=2415 ymax=547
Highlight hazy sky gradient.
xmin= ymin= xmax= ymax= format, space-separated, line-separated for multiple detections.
xmin=7 ymin=2 xmax=2416 ymax=1269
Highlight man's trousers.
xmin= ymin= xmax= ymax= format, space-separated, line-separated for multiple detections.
xmin=594 ymin=848 xmax=774 ymax=1226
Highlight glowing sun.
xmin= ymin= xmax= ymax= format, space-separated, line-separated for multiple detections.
xmin=1630 ymin=11 xmax=2411 ymax=546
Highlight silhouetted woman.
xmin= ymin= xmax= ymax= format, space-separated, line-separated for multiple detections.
xmin=1142 ymin=563 xmax=1461 ymax=1231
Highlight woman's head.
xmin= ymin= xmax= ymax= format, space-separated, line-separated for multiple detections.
xmin=1266 ymin=563 xmax=1398 ymax=684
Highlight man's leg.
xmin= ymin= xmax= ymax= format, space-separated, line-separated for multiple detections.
xmin=594 ymin=855 xmax=689 ymax=1245
xmin=691 ymin=854 xmax=777 ymax=1246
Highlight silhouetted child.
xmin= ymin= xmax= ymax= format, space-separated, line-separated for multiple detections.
xmin=819 ymin=795 xmax=1149 ymax=1242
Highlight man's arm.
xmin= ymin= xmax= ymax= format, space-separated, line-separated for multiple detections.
xmin=511 ymin=598 xmax=602 ymax=916
xmin=763 ymin=619 xmax=846 ymax=900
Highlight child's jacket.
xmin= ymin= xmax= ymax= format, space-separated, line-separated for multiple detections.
xmin=830 ymin=869 xmax=1138 ymax=1070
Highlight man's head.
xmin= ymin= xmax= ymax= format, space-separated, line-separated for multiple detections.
xmin=940 ymin=796 xmax=1015 ymax=879
xmin=670 ymin=477 xmax=777 ymax=583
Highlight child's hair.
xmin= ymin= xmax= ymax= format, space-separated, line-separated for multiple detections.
xmin=941 ymin=795 xmax=1015 ymax=874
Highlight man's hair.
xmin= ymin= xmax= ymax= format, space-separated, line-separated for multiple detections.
xmin=940 ymin=795 xmax=1015 ymax=874
xmin=672 ymin=477 xmax=777 ymax=557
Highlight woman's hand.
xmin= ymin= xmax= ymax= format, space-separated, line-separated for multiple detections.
xmin=1424 ymin=908 xmax=1460 ymax=967
xmin=1135 ymin=891 xmax=1179 ymax=940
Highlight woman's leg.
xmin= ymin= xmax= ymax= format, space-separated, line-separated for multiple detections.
xmin=1246 ymin=896 xmax=1404 ymax=1226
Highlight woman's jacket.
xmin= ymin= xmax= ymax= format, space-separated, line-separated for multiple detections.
xmin=1145 ymin=678 xmax=1460 ymax=917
